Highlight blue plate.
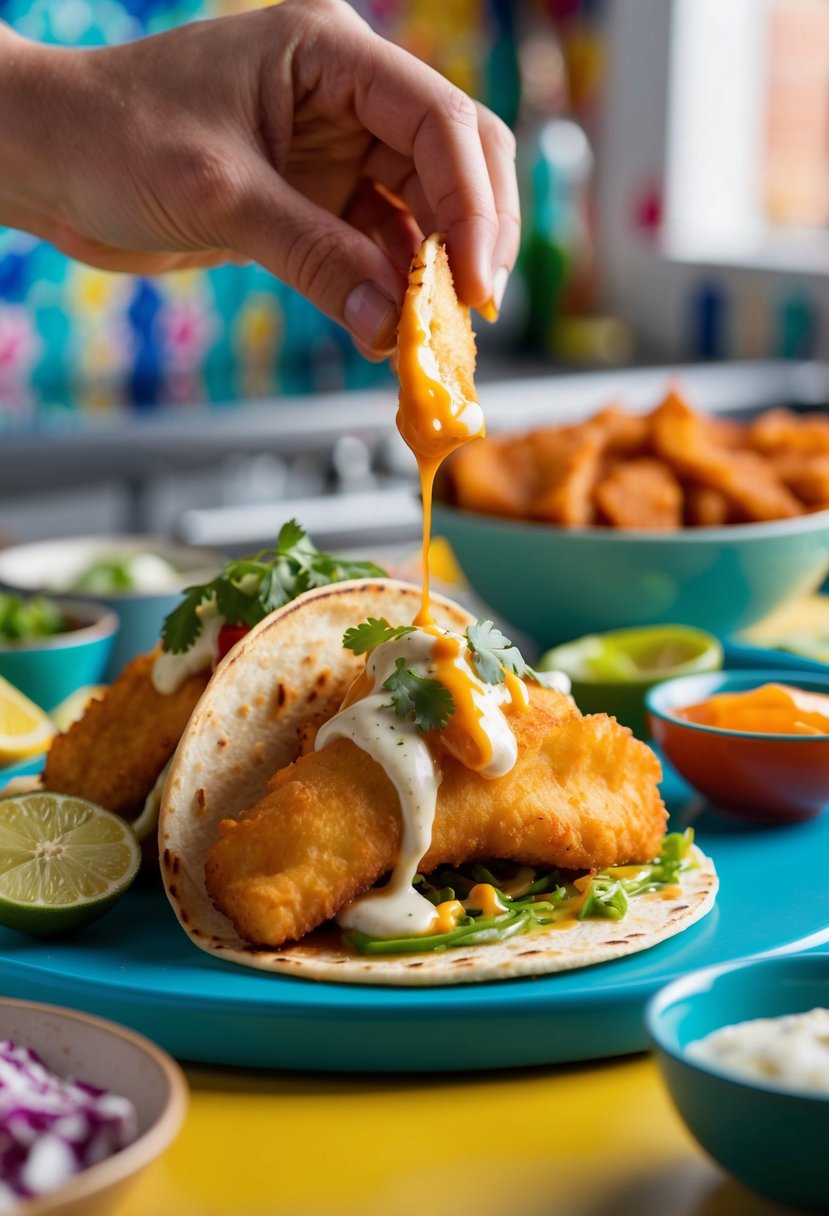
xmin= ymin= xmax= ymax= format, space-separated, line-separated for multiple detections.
xmin=0 ymin=755 xmax=46 ymax=786
xmin=0 ymin=766 xmax=826 ymax=1073
xmin=724 ymin=637 xmax=829 ymax=673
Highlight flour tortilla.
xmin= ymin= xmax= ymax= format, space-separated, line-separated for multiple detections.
xmin=160 ymin=578 xmax=718 ymax=986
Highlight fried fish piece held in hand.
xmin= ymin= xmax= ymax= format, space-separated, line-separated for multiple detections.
xmin=204 ymin=685 xmax=666 ymax=949
xmin=43 ymin=652 xmax=209 ymax=822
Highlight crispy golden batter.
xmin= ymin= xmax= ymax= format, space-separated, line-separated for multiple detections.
xmin=43 ymin=652 xmax=209 ymax=821
xmin=649 ymin=393 xmax=802 ymax=523
xmin=594 ymin=458 xmax=683 ymax=529
xmin=443 ymin=389 xmax=827 ymax=530
xmin=204 ymin=686 xmax=666 ymax=949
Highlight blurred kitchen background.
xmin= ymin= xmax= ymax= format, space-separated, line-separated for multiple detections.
xmin=1 ymin=0 xmax=828 ymax=552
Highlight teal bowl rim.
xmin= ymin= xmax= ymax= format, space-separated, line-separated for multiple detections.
xmin=645 ymin=952 xmax=829 ymax=1105
xmin=0 ymin=535 xmax=221 ymax=601
xmin=0 ymin=599 xmax=120 ymax=654
xmin=645 ymin=668 xmax=829 ymax=743
xmin=432 ymin=499 xmax=829 ymax=543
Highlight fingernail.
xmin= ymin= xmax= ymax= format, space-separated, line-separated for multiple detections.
xmin=344 ymin=282 xmax=398 ymax=352
xmin=492 ymin=266 xmax=509 ymax=312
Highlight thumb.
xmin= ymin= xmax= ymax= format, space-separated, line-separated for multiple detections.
xmin=227 ymin=163 xmax=406 ymax=354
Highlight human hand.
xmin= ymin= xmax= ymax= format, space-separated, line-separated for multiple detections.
xmin=0 ymin=1 xmax=519 ymax=357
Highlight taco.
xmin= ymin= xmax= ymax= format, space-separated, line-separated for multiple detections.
xmin=159 ymin=578 xmax=717 ymax=987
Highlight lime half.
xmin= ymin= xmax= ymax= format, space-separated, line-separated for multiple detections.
xmin=539 ymin=625 xmax=723 ymax=685
xmin=538 ymin=625 xmax=723 ymax=738
xmin=0 ymin=792 xmax=141 ymax=935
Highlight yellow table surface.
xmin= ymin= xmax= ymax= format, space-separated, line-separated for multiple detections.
xmin=116 ymin=1053 xmax=793 ymax=1216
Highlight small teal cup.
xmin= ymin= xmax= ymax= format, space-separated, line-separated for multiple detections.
xmin=433 ymin=503 xmax=829 ymax=649
xmin=0 ymin=600 xmax=119 ymax=711
xmin=646 ymin=953 xmax=829 ymax=1212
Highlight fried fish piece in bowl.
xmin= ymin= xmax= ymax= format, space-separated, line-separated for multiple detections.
xmin=434 ymin=393 xmax=829 ymax=649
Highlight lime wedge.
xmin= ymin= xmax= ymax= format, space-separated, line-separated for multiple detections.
xmin=538 ymin=625 xmax=723 ymax=738
xmin=539 ymin=625 xmax=723 ymax=685
xmin=0 ymin=792 xmax=141 ymax=935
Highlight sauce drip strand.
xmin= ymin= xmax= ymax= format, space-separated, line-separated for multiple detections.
xmin=316 ymin=235 xmax=527 ymax=941
xmin=395 ymin=234 xmax=485 ymax=625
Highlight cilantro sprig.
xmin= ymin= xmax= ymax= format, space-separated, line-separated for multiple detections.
xmin=161 ymin=520 xmax=386 ymax=654
xmin=342 ymin=618 xmax=415 ymax=655
xmin=465 ymin=619 xmax=561 ymax=688
xmin=340 ymin=614 xmax=562 ymax=735
xmin=382 ymin=658 xmax=455 ymax=732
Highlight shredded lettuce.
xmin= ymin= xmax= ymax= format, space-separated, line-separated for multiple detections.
xmin=343 ymin=831 xmax=696 ymax=956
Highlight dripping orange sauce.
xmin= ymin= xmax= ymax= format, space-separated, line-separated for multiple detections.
xmin=394 ymin=239 xmax=526 ymax=769
xmin=677 ymin=682 xmax=829 ymax=736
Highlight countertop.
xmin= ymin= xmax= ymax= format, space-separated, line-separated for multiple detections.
xmin=116 ymin=1054 xmax=792 ymax=1216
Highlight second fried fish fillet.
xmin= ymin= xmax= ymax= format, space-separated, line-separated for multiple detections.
xmin=43 ymin=652 xmax=210 ymax=821
xmin=205 ymin=686 xmax=666 ymax=949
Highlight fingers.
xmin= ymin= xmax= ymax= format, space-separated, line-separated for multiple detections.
xmin=264 ymin=1 xmax=519 ymax=317
xmin=343 ymin=33 xmax=518 ymax=309
xmin=342 ymin=178 xmax=423 ymax=277
xmin=228 ymin=160 xmax=406 ymax=355
xmin=474 ymin=102 xmax=521 ymax=316
xmin=49 ymin=223 xmax=249 ymax=274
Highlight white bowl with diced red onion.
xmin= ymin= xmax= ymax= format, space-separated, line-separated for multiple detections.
xmin=0 ymin=999 xmax=187 ymax=1215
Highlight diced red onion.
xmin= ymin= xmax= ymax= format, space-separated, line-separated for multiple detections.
xmin=0 ymin=1041 xmax=137 ymax=1206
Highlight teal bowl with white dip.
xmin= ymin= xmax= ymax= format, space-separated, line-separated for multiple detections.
xmin=646 ymin=953 xmax=829 ymax=1212
xmin=0 ymin=537 xmax=220 ymax=680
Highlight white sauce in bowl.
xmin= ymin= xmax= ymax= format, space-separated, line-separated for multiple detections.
xmin=687 ymin=1007 xmax=829 ymax=1096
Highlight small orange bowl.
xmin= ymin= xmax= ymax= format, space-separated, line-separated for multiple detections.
xmin=646 ymin=669 xmax=829 ymax=824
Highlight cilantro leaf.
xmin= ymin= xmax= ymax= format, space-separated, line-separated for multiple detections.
xmin=160 ymin=521 xmax=387 ymax=654
xmin=382 ymin=658 xmax=455 ymax=732
xmin=160 ymin=585 xmax=212 ymax=655
xmin=343 ymin=618 xmax=416 ymax=655
xmin=466 ymin=620 xmax=523 ymax=683
xmin=465 ymin=618 xmax=564 ymax=689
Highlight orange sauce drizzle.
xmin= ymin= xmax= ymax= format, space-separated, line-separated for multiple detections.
xmin=678 ymin=682 xmax=829 ymax=736
xmin=394 ymin=249 xmax=485 ymax=628
xmin=393 ymin=237 xmax=518 ymax=760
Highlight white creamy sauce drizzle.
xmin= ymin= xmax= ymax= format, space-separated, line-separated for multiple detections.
xmin=132 ymin=756 xmax=173 ymax=842
xmin=151 ymin=604 xmax=223 ymax=695
xmin=315 ymin=628 xmax=521 ymax=939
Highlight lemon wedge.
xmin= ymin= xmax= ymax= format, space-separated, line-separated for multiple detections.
xmin=0 ymin=676 xmax=56 ymax=765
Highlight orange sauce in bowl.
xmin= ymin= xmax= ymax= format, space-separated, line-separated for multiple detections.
xmin=677 ymin=683 xmax=829 ymax=736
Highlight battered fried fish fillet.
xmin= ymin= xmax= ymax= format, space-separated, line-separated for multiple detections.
xmin=205 ymin=686 xmax=666 ymax=949
xmin=43 ymin=652 xmax=209 ymax=821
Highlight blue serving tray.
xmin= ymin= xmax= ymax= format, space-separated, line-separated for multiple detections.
xmin=0 ymin=763 xmax=826 ymax=1074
